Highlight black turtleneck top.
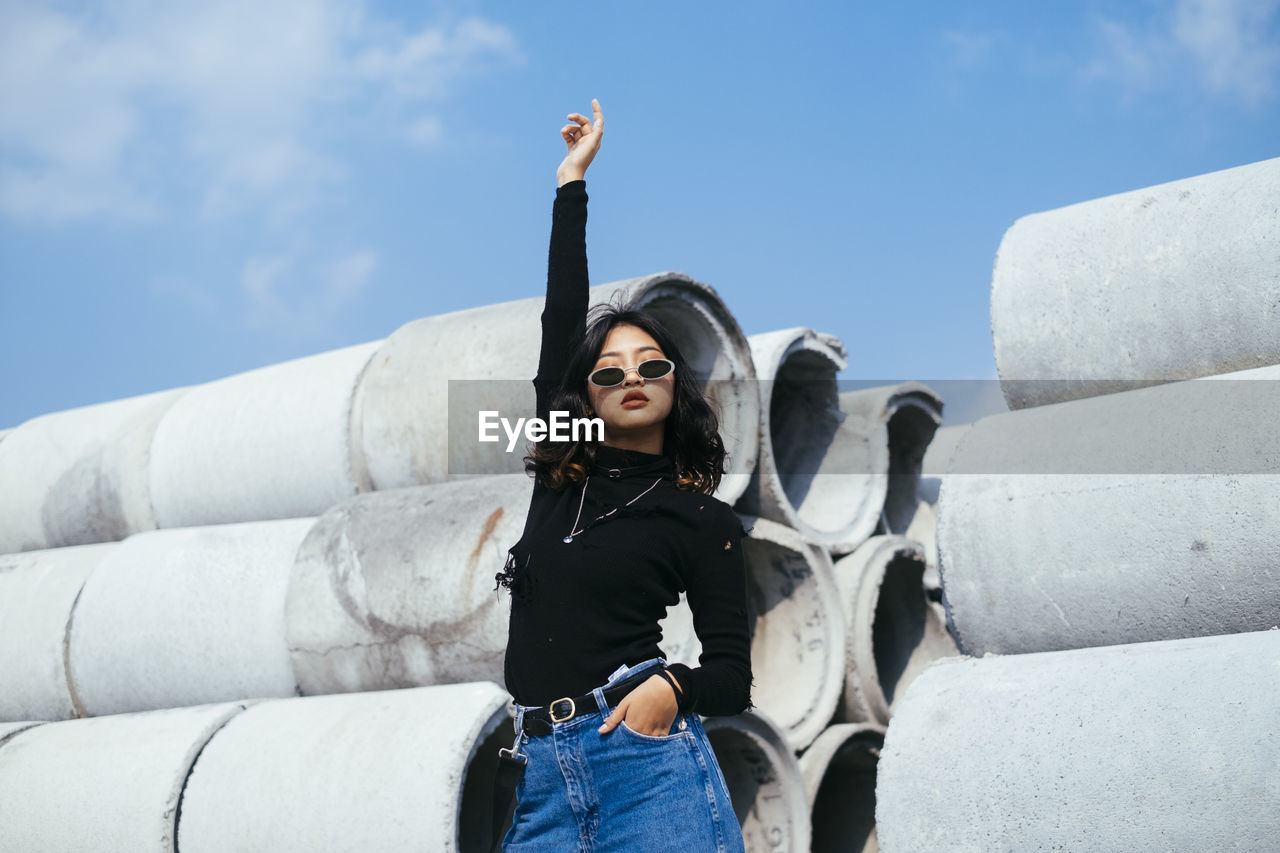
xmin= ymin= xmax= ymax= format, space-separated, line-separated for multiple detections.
xmin=499 ymin=180 xmax=754 ymax=717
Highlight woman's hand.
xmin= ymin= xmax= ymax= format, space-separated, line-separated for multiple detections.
xmin=557 ymin=98 xmax=603 ymax=187
xmin=598 ymin=673 xmax=679 ymax=737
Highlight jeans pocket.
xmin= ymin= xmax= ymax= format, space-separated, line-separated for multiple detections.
xmin=617 ymin=715 xmax=691 ymax=743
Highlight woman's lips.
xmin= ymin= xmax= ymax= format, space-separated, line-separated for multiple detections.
xmin=621 ymin=393 xmax=648 ymax=406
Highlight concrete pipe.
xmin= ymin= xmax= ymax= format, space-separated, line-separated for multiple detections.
xmin=877 ymin=629 xmax=1280 ymax=853
xmin=831 ymin=537 xmax=957 ymax=725
xmin=0 ymin=701 xmax=251 ymax=853
xmin=0 ymin=542 xmax=116 ymax=722
xmin=914 ymin=424 xmax=970 ymax=587
xmin=992 ymin=156 xmax=1280 ymax=410
xmin=177 ymin=682 xmax=513 ymax=852
xmin=735 ymin=517 xmax=846 ymax=752
xmin=354 ymin=271 xmax=759 ymax=504
xmin=0 ymin=388 xmax=187 ymax=553
xmin=68 ymin=519 xmax=315 ymax=716
xmin=736 ymin=328 xmax=854 ymax=545
xmin=797 ymin=722 xmax=885 ymax=853
xmin=148 ymin=340 xmax=381 ymax=528
xmin=0 ymin=722 xmax=44 ymax=747
xmin=834 ymin=384 xmax=942 ymax=546
xmin=703 ymin=707 xmax=812 ymax=853
xmin=286 ymin=476 xmax=527 ymax=695
xmin=939 ymin=366 xmax=1280 ymax=656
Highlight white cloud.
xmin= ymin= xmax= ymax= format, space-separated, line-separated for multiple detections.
xmin=942 ymin=30 xmax=1001 ymax=69
xmin=1085 ymin=0 xmax=1280 ymax=107
xmin=241 ymin=248 xmax=379 ymax=342
xmin=0 ymin=1 xmax=521 ymax=225
xmin=406 ymin=115 xmax=445 ymax=146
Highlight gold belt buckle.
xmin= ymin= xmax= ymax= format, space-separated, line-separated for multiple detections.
xmin=548 ymin=697 xmax=576 ymax=723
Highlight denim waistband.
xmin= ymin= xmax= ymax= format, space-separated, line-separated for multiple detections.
xmin=511 ymin=657 xmax=668 ymax=739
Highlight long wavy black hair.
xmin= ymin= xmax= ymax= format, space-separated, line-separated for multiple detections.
xmin=525 ymin=298 xmax=728 ymax=495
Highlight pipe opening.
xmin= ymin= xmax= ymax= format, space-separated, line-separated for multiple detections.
xmin=769 ymin=352 xmax=845 ymax=529
xmin=881 ymin=400 xmax=940 ymax=533
xmin=458 ymin=719 xmax=516 ymax=851
xmin=871 ymin=554 xmax=928 ymax=707
xmin=810 ymin=730 xmax=881 ymax=853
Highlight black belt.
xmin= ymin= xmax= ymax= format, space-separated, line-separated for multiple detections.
xmin=520 ymin=669 xmax=657 ymax=737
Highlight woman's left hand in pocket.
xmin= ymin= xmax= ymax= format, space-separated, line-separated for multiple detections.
xmin=598 ymin=674 xmax=679 ymax=737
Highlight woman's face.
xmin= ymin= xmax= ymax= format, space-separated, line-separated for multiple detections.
xmin=586 ymin=324 xmax=675 ymax=439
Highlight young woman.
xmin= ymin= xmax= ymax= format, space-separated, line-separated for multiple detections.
xmin=492 ymin=99 xmax=753 ymax=852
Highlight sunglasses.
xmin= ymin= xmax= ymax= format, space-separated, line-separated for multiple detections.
xmin=587 ymin=358 xmax=675 ymax=388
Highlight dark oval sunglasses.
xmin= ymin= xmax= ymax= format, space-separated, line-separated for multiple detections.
xmin=587 ymin=358 xmax=675 ymax=388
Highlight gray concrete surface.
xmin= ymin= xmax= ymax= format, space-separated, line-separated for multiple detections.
xmin=704 ymin=707 xmax=811 ymax=853
xmin=0 ymin=722 xmax=44 ymax=748
xmin=176 ymin=682 xmax=511 ymax=852
xmin=877 ymin=629 xmax=1280 ymax=852
xmin=739 ymin=517 xmax=847 ymax=752
xmin=831 ymin=537 xmax=957 ymax=725
xmin=939 ymin=367 xmax=1280 ymax=656
xmin=285 ymin=478 xmax=526 ymax=695
xmin=355 ymin=271 xmax=759 ymax=504
xmin=68 ymin=519 xmax=315 ymax=715
xmin=916 ymin=423 xmax=969 ymax=506
xmin=992 ymin=156 xmax=1280 ymax=409
xmin=797 ymin=722 xmax=884 ymax=853
xmin=0 ymin=389 xmax=186 ymax=553
xmin=0 ymin=542 xmax=116 ymax=721
xmin=148 ymin=340 xmax=381 ymax=528
xmin=0 ymin=701 xmax=250 ymax=852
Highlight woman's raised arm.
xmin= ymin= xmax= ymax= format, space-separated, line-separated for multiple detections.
xmin=535 ymin=100 xmax=604 ymax=423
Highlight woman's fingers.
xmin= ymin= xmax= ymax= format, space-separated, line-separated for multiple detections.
xmin=598 ymin=698 xmax=628 ymax=733
xmin=591 ymin=98 xmax=603 ymax=131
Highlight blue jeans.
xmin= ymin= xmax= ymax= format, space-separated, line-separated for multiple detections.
xmin=503 ymin=657 xmax=745 ymax=852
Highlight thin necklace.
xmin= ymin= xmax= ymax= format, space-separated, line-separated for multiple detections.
xmin=563 ymin=475 xmax=663 ymax=544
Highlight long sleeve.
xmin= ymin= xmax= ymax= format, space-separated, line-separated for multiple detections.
xmin=534 ymin=180 xmax=589 ymax=423
xmin=664 ymin=505 xmax=755 ymax=717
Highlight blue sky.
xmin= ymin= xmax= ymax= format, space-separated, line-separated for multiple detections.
xmin=2 ymin=0 xmax=1278 ymax=429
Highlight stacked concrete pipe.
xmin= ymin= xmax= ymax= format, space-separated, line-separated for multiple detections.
xmin=149 ymin=341 xmax=383 ymax=528
xmin=992 ymin=156 xmax=1280 ymax=410
xmin=938 ymin=364 xmax=1280 ymax=656
xmin=0 ymin=701 xmax=253 ymax=852
xmin=178 ymin=682 xmax=513 ymax=852
xmin=0 ymin=543 xmax=116 ymax=721
xmin=66 ymin=519 xmax=316 ymax=717
xmin=732 ymin=516 xmax=847 ymax=752
xmin=830 ymin=536 xmax=957 ymax=725
xmin=703 ymin=707 xmax=812 ymax=853
xmin=355 ymin=271 xmax=760 ymax=503
xmin=285 ymin=476 xmax=527 ymax=695
xmin=735 ymin=328 xmax=850 ymax=543
xmin=0 ymin=388 xmax=188 ymax=553
xmin=834 ymin=383 xmax=942 ymax=546
xmin=797 ymin=722 xmax=885 ymax=853
xmin=877 ymin=629 xmax=1280 ymax=852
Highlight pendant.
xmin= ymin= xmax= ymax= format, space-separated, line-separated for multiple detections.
xmin=563 ymin=536 xmax=573 ymax=544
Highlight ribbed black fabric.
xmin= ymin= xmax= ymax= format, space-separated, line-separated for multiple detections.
xmin=499 ymin=180 xmax=754 ymax=717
